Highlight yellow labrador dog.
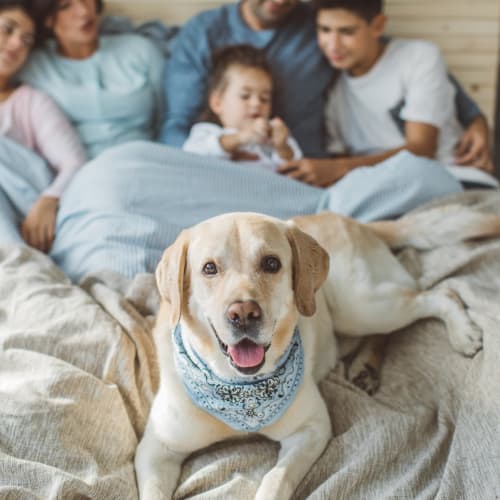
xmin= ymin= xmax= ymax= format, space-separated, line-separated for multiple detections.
xmin=135 ymin=206 xmax=500 ymax=500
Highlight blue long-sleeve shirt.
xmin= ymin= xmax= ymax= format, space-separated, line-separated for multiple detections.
xmin=21 ymin=34 xmax=165 ymax=160
xmin=160 ymin=2 xmax=482 ymax=158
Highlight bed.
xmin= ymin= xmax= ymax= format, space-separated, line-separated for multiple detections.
xmin=1 ymin=189 xmax=500 ymax=498
xmin=1 ymin=3 xmax=500 ymax=499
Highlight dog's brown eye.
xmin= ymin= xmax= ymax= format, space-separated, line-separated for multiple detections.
xmin=261 ymin=256 xmax=281 ymax=273
xmin=202 ymin=262 xmax=218 ymax=275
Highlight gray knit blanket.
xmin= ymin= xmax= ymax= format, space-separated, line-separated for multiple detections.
xmin=1 ymin=190 xmax=499 ymax=499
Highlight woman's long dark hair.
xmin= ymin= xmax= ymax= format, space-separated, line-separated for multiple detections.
xmin=0 ymin=0 xmax=44 ymax=46
xmin=30 ymin=0 xmax=104 ymax=41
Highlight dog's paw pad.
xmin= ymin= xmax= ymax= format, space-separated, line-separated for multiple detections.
xmin=349 ymin=363 xmax=380 ymax=395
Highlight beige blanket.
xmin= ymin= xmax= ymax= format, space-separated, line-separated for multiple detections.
xmin=1 ymin=191 xmax=500 ymax=499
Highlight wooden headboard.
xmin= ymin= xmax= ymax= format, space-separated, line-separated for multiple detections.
xmin=105 ymin=0 xmax=500 ymax=127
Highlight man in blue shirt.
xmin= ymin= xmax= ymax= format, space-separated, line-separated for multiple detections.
xmin=161 ymin=0 xmax=489 ymax=173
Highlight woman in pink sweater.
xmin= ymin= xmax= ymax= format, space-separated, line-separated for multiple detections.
xmin=0 ymin=0 xmax=86 ymax=252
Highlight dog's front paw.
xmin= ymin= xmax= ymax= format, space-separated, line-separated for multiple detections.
xmin=451 ymin=315 xmax=483 ymax=357
xmin=255 ymin=475 xmax=294 ymax=500
xmin=139 ymin=483 xmax=170 ymax=500
xmin=135 ymin=432 xmax=184 ymax=500
xmin=347 ymin=361 xmax=380 ymax=396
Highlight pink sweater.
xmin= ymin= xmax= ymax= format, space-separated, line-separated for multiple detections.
xmin=0 ymin=85 xmax=86 ymax=198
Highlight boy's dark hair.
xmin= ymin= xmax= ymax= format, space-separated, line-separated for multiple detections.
xmin=0 ymin=0 xmax=45 ymax=46
xmin=201 ymin=44 xmax=273 ymax=124
xmin=312 ymin=0 xmax=383 ymax=22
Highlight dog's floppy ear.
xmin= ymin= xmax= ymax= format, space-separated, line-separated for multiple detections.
xmin=286 ymin=223 xmax=329 ymax=317
xmin=155 ymin=230 xmax=189 ymax=326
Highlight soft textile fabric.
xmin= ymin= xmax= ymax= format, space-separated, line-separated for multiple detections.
xmin=49 ymin=142 xmax=462 ymax=281
xmin=160 ymin=2 xmax=332 ymax=157
xmin=0 ymin=136 xmax=54 ymax=243
xmin=173 ymin=324 xmax=304 ymax=432
xmin=325 ymin=38 xmax=498 ymax=187
xmin=20 ymin=34 xmax=165 ymax=159
xmin=0 ymin=84 xmax=86 ymax=198
xmin=0 ymin=190 xmax=500 ymax=498
xmin=326 ymin=39 xmax=461 ymax=162
xmin=183 ymin=122 xmax=303 ymax=170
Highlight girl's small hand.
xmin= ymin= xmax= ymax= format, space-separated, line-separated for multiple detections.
xmin=238 ymin=117 xmax=271 ymax=146
xmin=251 ymin=117 xmax=271 ymax=144
xmin=269 ymin=117 xmax=289 ymax=149
xmin=20 ymin=196 xmax=59 ymax=253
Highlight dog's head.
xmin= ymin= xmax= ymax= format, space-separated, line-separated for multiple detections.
xmin=156 ymin=212 xmax=329 ymax=379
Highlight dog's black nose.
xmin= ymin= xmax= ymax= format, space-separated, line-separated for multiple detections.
xmin=226 ymin=301 xmax=262 ymax=331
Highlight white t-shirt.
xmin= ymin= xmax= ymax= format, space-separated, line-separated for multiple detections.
xmin=325 ymin=38 xmax=498 ymax=187
xmin=183 ymin=122 xmax=303 ymax=170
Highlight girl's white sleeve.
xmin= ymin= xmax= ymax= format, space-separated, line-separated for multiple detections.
xmin=182 ymin=122 xmax=231 ymax=159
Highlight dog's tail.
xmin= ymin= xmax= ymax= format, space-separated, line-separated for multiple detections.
xmin=367 ymin=204 xmax=500 ymax=250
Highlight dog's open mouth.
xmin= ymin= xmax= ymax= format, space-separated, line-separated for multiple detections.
xmin=228 ymin=338 xmax=265 ymax=369
xmin=211 ymin=322 xmax=269 ymax=375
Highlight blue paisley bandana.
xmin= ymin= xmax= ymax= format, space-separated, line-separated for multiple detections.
xmin=172 ymin=324 xmax=304 ymax=432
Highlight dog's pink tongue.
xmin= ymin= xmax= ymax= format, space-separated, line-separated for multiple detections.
xmin=228 ymin=339 xmax=265 ymax=368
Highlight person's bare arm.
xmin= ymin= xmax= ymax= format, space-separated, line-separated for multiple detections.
xmin=277 ymin=121 xmax=439 ymax=187
xmin=219 ymin=133 xmax=247 ymax=155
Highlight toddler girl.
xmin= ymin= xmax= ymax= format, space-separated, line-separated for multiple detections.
xmin=183 ymin=44 xmax=302 ymax=169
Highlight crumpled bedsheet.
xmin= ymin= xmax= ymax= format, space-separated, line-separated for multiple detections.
xmin=1 ymin=190 xmax=499 ymax=499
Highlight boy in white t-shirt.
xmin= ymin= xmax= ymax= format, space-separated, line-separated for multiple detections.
xmin=183 ymin=44 xmax=302 ymax=170
xmin=278 ymin=0 xmax=497 ymax=188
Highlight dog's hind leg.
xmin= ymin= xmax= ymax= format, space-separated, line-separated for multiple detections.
xmin=360 ymin=285 xmax=482 ymax=356
xmin=408 ymin=286 xmax=482 ymax=356
xmin=344 ymin=335 xmax=389 ymax=395
xmin=340 ymin=285 xmax=481 ymax=394
xmin=337 ymin=283 xmax=482 ymax=359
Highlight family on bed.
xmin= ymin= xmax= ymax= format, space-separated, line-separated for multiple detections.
xmin=0 ymin=0 xmax=497 ymax=265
